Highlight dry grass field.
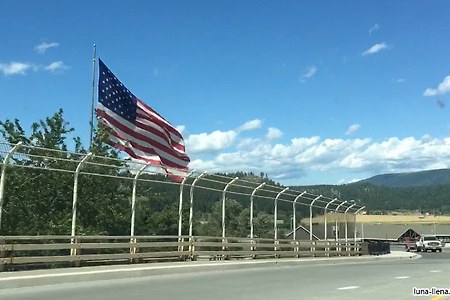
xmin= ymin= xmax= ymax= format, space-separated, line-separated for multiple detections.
xmin=303 ymin=214 xmax=450 ymax=224
xmin=355 ymin=214 xmax=450 ymax=224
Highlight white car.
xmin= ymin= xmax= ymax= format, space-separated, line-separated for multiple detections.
xmin=416 ymin=235 xmax=443 ymax=252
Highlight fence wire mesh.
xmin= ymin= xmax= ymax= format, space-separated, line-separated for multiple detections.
xmin=0 ymin=141 xmax=363 ymax=238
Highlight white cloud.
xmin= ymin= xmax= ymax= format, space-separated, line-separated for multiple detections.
xmin=266 ymin=127 xmax=283 ymax=140
xmin=238 ymin=119 xmax=262 ymax=132
xmin=44 ymin=61 xmax=69 ymax=72
xmin=369 ymin=24 xmax=379 ymax=35
xmin=0 ymin=61 xmax=69 ymax=75
xmin=345 ymin=124 xmax=361 ymax=135
xmin=186 ymin=119 xmax=266 ymax=154
xmin=362 ymin=43 xmax=389 ymax=56
xmin=187 ymin=126 xmax=450 ymax=185
xmin=423 ymin=76 xmax=450 ymax=96
xmin=300 ymin=66 xmax=317 ymax=82
xmin=0 ymin=61 xmax=33 ymax=75
xmin=186 ymin=130 xmax=237 ymax=154
xmin=35 ymin=42 xmax=59 ymax=54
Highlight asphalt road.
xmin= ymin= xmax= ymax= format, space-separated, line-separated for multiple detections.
xmin=0 ymin=250 xmax=449 ymax=300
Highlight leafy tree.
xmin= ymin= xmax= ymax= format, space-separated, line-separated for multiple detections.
xmin=0 ymin=109 xmax=130 ymax=235
xmin=254 ymin=212 xmax=273 ymax=238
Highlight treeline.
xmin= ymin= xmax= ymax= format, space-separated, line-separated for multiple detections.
xmin=0 ymin=110 xmax=304 ymax=238
xmin=3 ymin=110 xmax=449 ymax=238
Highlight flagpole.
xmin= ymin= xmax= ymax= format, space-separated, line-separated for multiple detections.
xmin=89 ymin=44 xmax=97 ymax=151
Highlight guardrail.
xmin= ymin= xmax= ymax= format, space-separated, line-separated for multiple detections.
xmin=0 ymin=235 xmax=363 ymax=271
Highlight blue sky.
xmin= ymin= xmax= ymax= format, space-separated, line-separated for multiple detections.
xmin=2 ymin=1 xmax=450 ymax=185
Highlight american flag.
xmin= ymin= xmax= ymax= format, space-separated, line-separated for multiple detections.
xmin=96 ymin=58 xmax=190 ymax=176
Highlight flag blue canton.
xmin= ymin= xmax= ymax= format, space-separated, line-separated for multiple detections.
xmin=96 ymin=58 xmax=190 ymax=181
xmin=98 ymin=59 xmax=137 ymax=122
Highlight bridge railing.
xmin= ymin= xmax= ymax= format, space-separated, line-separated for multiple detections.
xmin=0 ymin=235 xmax=362 ymax=271
xmin=192 ymin=236 xmax=361 ymax=259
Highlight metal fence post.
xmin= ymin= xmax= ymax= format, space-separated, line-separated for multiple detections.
xmin=188 ymin=172 xmax=207 ymax=258
xmin=178 ymin=170 xmax=195 ymax=252
xmin=354 ymin=206 xmax=365 ymax=253
xmin=222 ymin=177 xmax=238 ymax=251
xmin=250 ymin=183 xmax=265 ymax=239
xmin=250 ymin=182 xmax=265 ymax=252
xmin=334 ymin=201 xmax=347 ymax=254
xmin=0 ymin=142 xmax=22 ymax=232
xmin=324 ymin=198 xmax=337 ymax=241
xmin=292 ymin=191 xmax=306 ymax=241
xmin=274 ymin=187 xmax=289 ymax=241
xmin=309 ymin=195 xmax=321 ymax=241
xmin=344 ymin=204 xmax=356 ymax=255
xmin=274 ymin=187 xmax=289 ymax=253
xmin=309 ymin=195 xmax=321 ymax=254
xmin=353 ymin=206 xmax=365 ymax=241
xmin=70 ymin=152 xmax=92 ymax=256
xmin=130 ymin=163 xmax=149 ymax=255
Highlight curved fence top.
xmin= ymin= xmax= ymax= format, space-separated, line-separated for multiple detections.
xmin=0 ymin=141 xmax=364 ymax=213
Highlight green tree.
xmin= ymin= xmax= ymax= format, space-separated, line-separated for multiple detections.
xmin=0 ymin=110 xmax=131 ymax=235
xmin=254 ymin=212 xmax=273 ymax=238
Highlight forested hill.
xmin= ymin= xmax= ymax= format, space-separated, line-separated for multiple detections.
xmin=358 ymin=169 xmax=450 ymax=188
xmin=291 ymin=179 xmax=450 ymax=215
xmin=288 ymin=167 xmax=450 ymax=214
xmin=294 ymin=169 xmax=450 ymax=214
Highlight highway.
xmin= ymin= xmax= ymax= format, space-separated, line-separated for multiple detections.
xmin=0 ymin=250 xmax=449 ymax=300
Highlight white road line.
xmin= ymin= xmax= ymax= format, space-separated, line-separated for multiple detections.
xmin=395 ymin=276 xmax=411 ymax=279
xmin=0 ymin=258 xmax=348 ymax=282
xmin=430 ymin=270 xmax=442 ymax=273
xmin=337 ymin=286 xmax=360 ymax=290
xmin=0 ymin=263 xmax=241 ymax=282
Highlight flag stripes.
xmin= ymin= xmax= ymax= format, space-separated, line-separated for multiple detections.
xmin=96 ymin=58 xmax=190 ymax=175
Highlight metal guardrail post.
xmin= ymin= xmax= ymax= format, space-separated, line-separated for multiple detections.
xmin=70 ymin=152 xmax=92 ymax=256
xmin=250 ymin=182 xmax=265 ymax=241
xmin=334 ymin=201 xmax=347 ymax=241
xmin=188 ymin=172 xmax=207 ymax=258
xmin=178 ymin=170 xmax=195 ymax=252
xmin=309 ymin=195 xmax=321 ymax=241
xmin=292 ymin=191 xmax=306 ymax=241
xmin=344 ymin=204 xmax=356 ymax=255
xmin=0 ymin=142 xmax=22 ymax=232
xmin=308 ymin=195 xmax=321 ymax=254
xmin=292 ymin=191 xmax=306 ymax=256
xmin=130 ymin=163 xmax=149 ymax=255
xmin=222 ymin=177 xmax=238 ymax=252
xmin=274 ymin=187 xmax=289 ymax=253
xmin=274 ymin=187 xmax=289 ymax=241
xmin=324 ymin=198 xmax=337 ymax=241
xmin=354 ymin=206 xmax=365 ymax=252
xmin=334 ymin=201 xmax=347 ymax=255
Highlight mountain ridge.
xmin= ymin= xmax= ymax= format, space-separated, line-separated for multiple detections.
xmin=357 ymin=168 xmax=450 ymax=188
